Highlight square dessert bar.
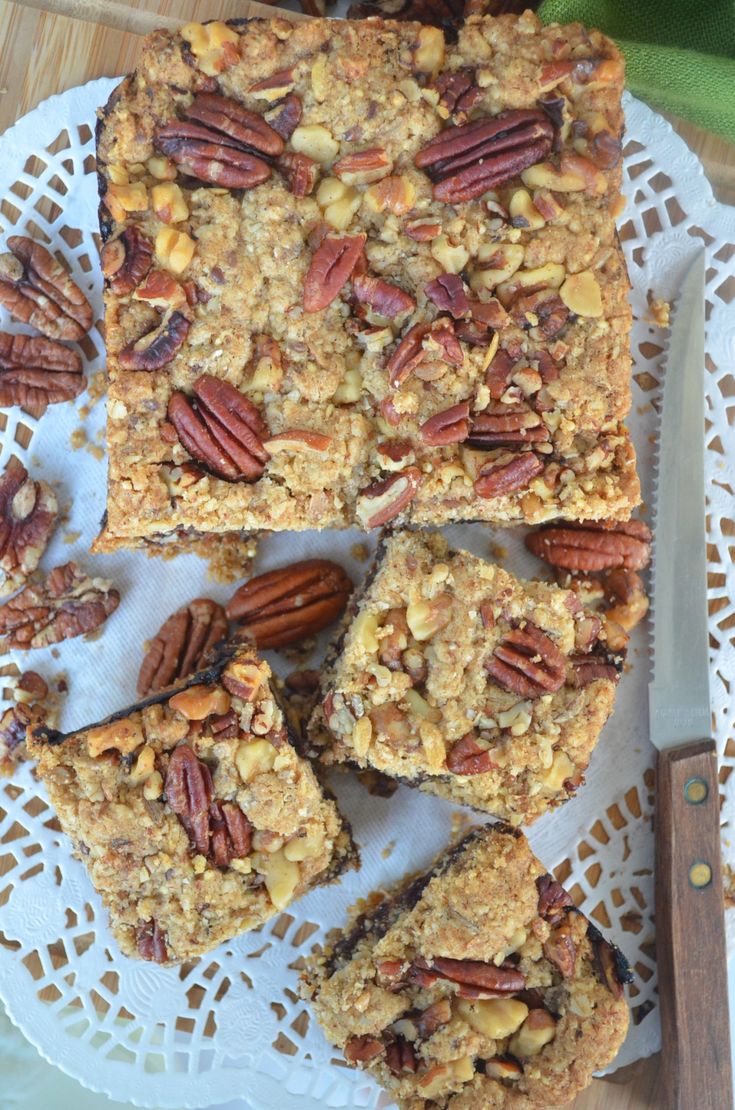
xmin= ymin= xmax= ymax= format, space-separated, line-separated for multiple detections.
xmin=94 ymin=10 xmax=638 ymax=553
xmin=29 ymin=647 xmax=354 ymax=963
xmin=309 ymin=530 xmax=622 ymax=824
xmin=303 ymin=825 xmax=631 ymax=1109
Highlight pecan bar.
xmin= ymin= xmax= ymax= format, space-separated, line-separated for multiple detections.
xmin=303 ymin=825 xmax=630 ymax=1109
xmin=29 ymin=647 xmax=354 ymax=963
xmin=94 ymin=11 xmax=638 ymax=553
xmin=309 ymin=530 xmax=621 ymax=824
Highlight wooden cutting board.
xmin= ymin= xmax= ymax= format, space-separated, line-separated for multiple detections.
xmin=0 ymin=1 xmax=719 ymax=1107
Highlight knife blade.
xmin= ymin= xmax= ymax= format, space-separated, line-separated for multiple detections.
xmin=649 ymin=249 xmax=733 ymax=1110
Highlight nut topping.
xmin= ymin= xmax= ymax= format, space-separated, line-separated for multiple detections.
xmin=468 ymin=404 xmax=549 ymax=449
xmin=474 ymin=452 xmax=544 ymax=498
xmin=0 ymin=561 xmax=120 ymax=649
xmin=423 ymin=956 xmax=525 ymax=994
xmin=101 ymin=227 xmax=154 ymax=296
xmin=356 ymin=467 xmax=422 ymax=529
xmin=168 ymin=373 xmax=270 ymax=482
xmin=137 ymin=919 xmax=169 ymax=963
xmin=304 ymin=234 xmax=366 ymax=313
xmin=543 ymin=920 xmax=577 ymax=978
xmin=164 ymin=743 xmax=213 ymax=854
xmin=568 ymin=650 xmax=622 ymax=688
xmin=344 ymin=1036 xmax=385 ymax=1065
xmin=536 ymin=873 xmax=574 ymax=924
xmin=385 ymin=318 xmax=462 ymax=388
xmin=487 ymin=622 xmax=566 ymax=699
xmin=137 ymin=598 xmax=228 ymax=696
xmin=431 ymin=67 xmax=482 ymax=123
xmin=119 ymin=311 xmax=190 ymax=371
xmin=425 ymin=273 xmax=471 ymax=318
xmin=227 ymin=559 xmax=353 ymax=649
xmin=446 ymin=730 xmax=496 ymax=775
xmin=419 ymin=402 xmax=470 ymax=445
xmin=0 ymin=332 xmax=85 ymax=417
xmin=264 ymin=94 xmax=303 ymax=141
xmin=525 ymin=520 xmax=652 ymax=572
xmin=333 ymin=148 xmax=393 ymax=186
xmin=278 ymin=151 xmax=319 ymax=197
xmin=415 ymin=110 xmax=554 ymax=203
xmin=386 ymin=1038 xmax=418 ymax=1075
xmin=209 ymin=800 xmax=253 ymax=867
xmin=0 ymin=459 xmax=58 ymax=598
xmin=0 ymin=236 xmax=93 ymax=341
xmin=352 ymin=272 xmax=416 ymax=319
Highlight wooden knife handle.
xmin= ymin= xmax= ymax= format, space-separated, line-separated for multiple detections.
xmin=655 ymin=739 xmax=733 ymax=1109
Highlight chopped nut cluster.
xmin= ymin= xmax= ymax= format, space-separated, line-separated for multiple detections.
xmin=303 ymin=825 xmax=631 ymax=1110
xmin=310 ymin=531 xmax=621 ymax=824
xmin=29 ymin=648 xmax=354 ymax=963
xmin=95 ymin=12 xmax=638 ymax=554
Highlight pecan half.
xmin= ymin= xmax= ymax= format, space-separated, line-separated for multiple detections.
xmin=415 ymin=110 xmax=554 ymax=203
xmin=278 ymin=151 xmax=319 ymax=197
xmin=0 ymin=236 xmax=92 ymax=341
xmin=119 ymin=311 xmax=190 ymax=371
xmin=356 ymin=467 xmax=422 ymax=529
xmin=474 ymin=452 xmax=544 ymax=498
xmin=386 ymin=1038 xmax=418 ymax=1075
xmin=156 ymin=93 xmax=280 ymax=188
xmin=164 ymin=743 xmax=213 ymax=854
xmin=344 ymin=1035 xmax=385 ymax=1065
xmin=385 ymin=318 xmax=462 ymax=387
xmin=431 ymin=67 xmax=482 ymax=122
xmin=0 ymin=459 xmax=58 ymax=598
xmin=0 ymin=671 xmax=49 ymax=760
xmin=101 ymin=226 xmax=154 ymax=296
xmin=0 ymin=332 xmax=85 ymax=417
xmin=168 ymin=373 xmax=270 ymax=482
xmin=209 ymin=799 xmax=253 ymax=867
xmin=543 ymin=920 xmax=577 ymax=978
xmin=536 ymin=873 xmax=574 ymax=925
xmin=137 ymin=919 xmax=169 ymax=963
xmin=137 ymin=598 xmax=228 ymax=696
xmin=0 ymin=562 xmax=119 ymax=649
xmin=265 ymin=94 xmax=303 ymax=141
xmin=227 ymin=559 xmax=352 ymax=648
xmin=420 ymin=402 xmax=470 ymax=446
xmin=414 ymin=998 xmax=452 ymax=1038
xmin=423 ymin=956 xmax=525 ymax=994
xmin=446 ymin=730 xmax=496 ymax=775
xmin=512 ymin=290 xmax=569 ymax=338
xmin=304 ymin=234 xmax=366 ymax=313
xmin=425 ymin=273 xmax=470 ymax=318
xmin=334 ymin=148 xmax=392 ymax=185
xmin=487 ymin=622 xmax=565 ymax=698
xmin=526 ymin=520 xmax=652 ymax=572
xmin=352 ymin=273 xmax=416 ymax=319
xmin=567 ymin=650 xmax=622 ymax=688
xmin=485 ymin=348 xmax=516 ymax=400
xmin=468 ymin=404 xmax=549 ymax=449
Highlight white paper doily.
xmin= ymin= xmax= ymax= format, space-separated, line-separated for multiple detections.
xmin=0 ymin=71 xmax=734 ymax=1109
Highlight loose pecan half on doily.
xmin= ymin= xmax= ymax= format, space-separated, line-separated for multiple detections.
xmin=101 ymin=226 xmax=154 ymax=296
xmin=0 ymin=458 xmax=58 ymax=598
xmin=487 ymin=622 xmax=566 ymax=698
xmin=0 ymin=332 xmax=85 ymax=417
xmin=0 ymin=562 xmax=120 ymax=649
xmin=525 ymin=519 xmax=652 ymax=572
xmin=227 ymin=559 xmax=353 ymax=649
xmin=0 ymin=236 xmax=92 ymax=341
xmin=118 ymin=310 xmax=190 ymax=371
xmin=168 ymin=373 xmax=270 ymax=481
xmin=137 ymin=598 xmax=228 ymax=696
xmin=415 ymin=110 xmax=554 ymax=203
xmin=156 ymin=92 xmax=281 ymax=188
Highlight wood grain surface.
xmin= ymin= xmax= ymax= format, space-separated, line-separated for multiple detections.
xmin=2 ymin=0 xmax=733 ymax=1106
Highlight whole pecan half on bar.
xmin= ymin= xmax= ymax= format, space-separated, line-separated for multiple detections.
xmin=355 ymin=467 xmax=422 ymax=529
xmin=168 ymin=373 xmax=270 ymax=482
xmin=0 ymin=332 xmax=85 ymax=417
xmin=468 ymin=404 xmax=549 ymax=449
xmin=227 ymin=559 xmax=353 ymax=648
xmin=419 ymin=401 xmax=470 ymax=446
xmin=525 ymin=520 xmax=652 ymax=572
xmin=119 ymin=311 xmax=190 ymax=371
xmin=416 ymin=956 xmax=525 ymax=996
xmin=164 ymin=743 xmax=213 ymax=855
xmin=278 ymin=151 xmax=319 ymax=197
xmin=101 ymin=226 xmax=154 ymax=296
xmin=156 ymin=92 xmax=280 ymax=189
xmin=0 ymin=561 xmax=120 ymax=649
xmin=0 ymin=236 xmax=93 ymax=341
xmin=137 ymin=919 xmax=169 ymax=963
xmin=303 ymin=233 xmax=366 ymax=313
xmin=415 ymin=110 xmax=554 ymax=203
xmin=0 ymin=458 xmax=58 ymax=598
xmin=137 ymin=598 xmax=228 ymax=696
xmin=487 ymin=622 xmax=565 ymax=698
xmin=474 ymin=451 xmax=544 ymax=498
xmin=352 ymin=273 xmax=416 ymax=319
xmin=209 ymin=800 xmax=253 ymax=867
xmin=446 ymin=730 xmax=496 ymax=775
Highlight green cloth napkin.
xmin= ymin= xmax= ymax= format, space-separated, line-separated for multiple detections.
xmin=537 ymin=0 xmax=735 ymax=143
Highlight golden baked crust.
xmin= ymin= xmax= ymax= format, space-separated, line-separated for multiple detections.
xmin=303 ymin=825 xmax=631 ymax=1109
xmin=308 ymin=530 xmax=621 ymax=824
xmin=29 ymin=647 xmax=355 ymax=963
xmin=95 ymin=12 xmax=638 ymax=550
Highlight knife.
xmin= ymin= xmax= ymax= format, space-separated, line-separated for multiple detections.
xmin=650 ymin=248 xmax=733 ymax=1110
